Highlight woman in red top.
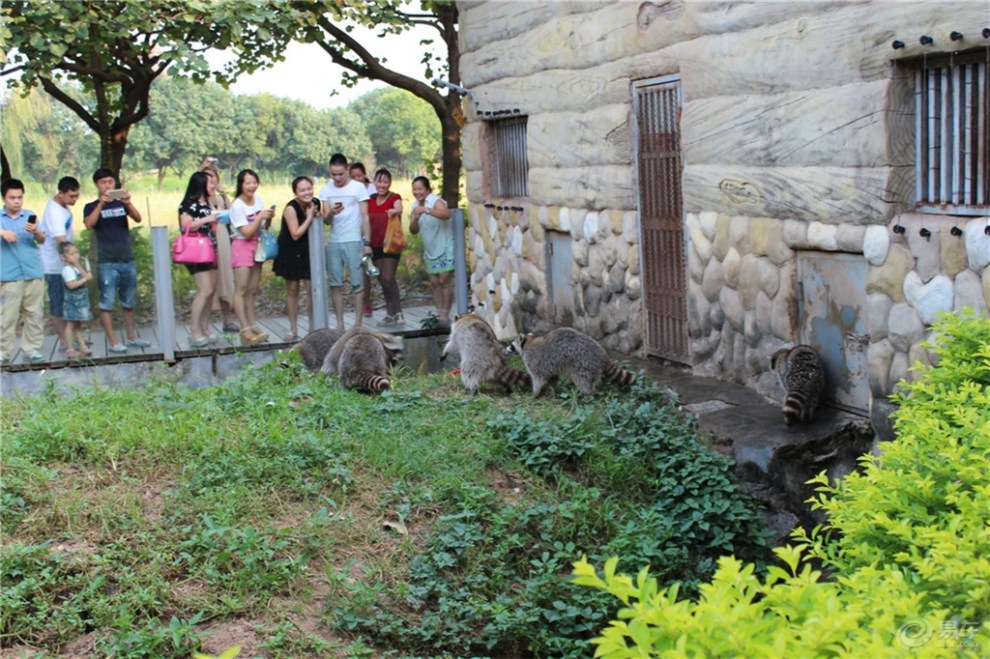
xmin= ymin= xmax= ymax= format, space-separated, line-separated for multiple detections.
xmin=367 ymin=168 xmax=405 ymax=327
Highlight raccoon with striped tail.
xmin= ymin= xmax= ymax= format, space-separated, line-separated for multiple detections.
xmin=770 ymin=344 xmax=825 ymax=426
xmin=441 ymin=313 xmax=530 ymax=394
xmin=509 ymin=327 xmax=635 ymax=397
xmin=322 ymin=327 xmax=403 ymax=394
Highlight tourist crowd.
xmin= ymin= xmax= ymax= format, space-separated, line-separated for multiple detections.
xmin=0 ymin=152 xmax=453 ymax=361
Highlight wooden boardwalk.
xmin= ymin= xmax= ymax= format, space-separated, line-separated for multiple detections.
xmin=0 ymin=303 xmax=447 ymax=374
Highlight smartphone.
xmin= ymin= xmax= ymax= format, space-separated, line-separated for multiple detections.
xmin=26 ymin=214 xmax=37 ymax=225
xmin=83 ymin=257 xmax=91 ymax=272
xmin=207 ymin=157 xmax=218 ymax=163
xmin=108 ymin=189 xmax=128 ymax=201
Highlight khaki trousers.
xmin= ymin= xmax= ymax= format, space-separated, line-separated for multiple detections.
xmin=0 ymin=278 xmax=45 ymax=359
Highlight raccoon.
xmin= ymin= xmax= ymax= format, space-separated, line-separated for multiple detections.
xmin=441 ymin=313 xmax=530 ymax=394
xmin=770 ymin=344 xmax=825 ymax=426
xmin=510 ymin=327 xmax=636 ymax=397
xmin=321 ymin=328 xmax=404 ymax=394
xmin=291 ymin=328 xmax=344 ymax=372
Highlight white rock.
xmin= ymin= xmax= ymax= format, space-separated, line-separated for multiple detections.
xmin=699 ymin=211 xmax=718 ymax=241
xmin=862 ymin=225 xmax=890 ymax=266
xmin=584 ymin=212 xmax=601 ymax=245
xmin=953 ymin=269 xmax=988 ymax=315
xmin=485 ymin=273 xmax=496 ymax=296
xmin=807 ymin=222 xmax=838 ymax=251
xmin=887 ymin=302 xmax=925 ymax=352
xmin=487 ymin=215 xmax=499 ymax=241
xmin=903 ymin=271 xmax=953 ymax=325
xmin=509 ymin=270 xmax=520 ymax=296
xmin=622 ymin=211 xmax=638 ymax=244
xmin=559 ymin=207 xmax=572 ymax=233
xmin=510 ymin=225 xmax=523 ymax=256
xmin=964 ymin=218 xmax=990 ymax=269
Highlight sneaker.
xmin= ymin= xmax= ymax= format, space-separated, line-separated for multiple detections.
xmin=126 ymin=338 xmax=151 ymax=348
xmin=377 ymin=315 xmax=396 ymax=328
xmin=190 ymin=336 xmax=210 ymax=348
xmin=206 ymin=334 xmax=219 ymax=344
xmin=109 ymin=343 xmax=128 ymax=353
xmin=392 ymin=312 xmax=406 ymax=326
xmin=29 ymin=353 xmax=44 ymax=363
xmin=363 ymin=305 xmax=373 ymax=318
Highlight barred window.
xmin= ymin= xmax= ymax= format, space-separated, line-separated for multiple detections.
xmin=488 ymin=116 xmax=529 ymax=198
xmin=914 ymin=51 xmax=989 ymax=215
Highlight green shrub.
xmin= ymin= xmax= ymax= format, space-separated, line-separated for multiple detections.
xmin=574 ymin=309 xmax=990 ymax=657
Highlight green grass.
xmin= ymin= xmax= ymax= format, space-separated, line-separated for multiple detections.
xmin=0 ymin=359 xmax=771 ymax=657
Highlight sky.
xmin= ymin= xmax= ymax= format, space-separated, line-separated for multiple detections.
xmin=211 ymin=22 xmax=437 ymax=110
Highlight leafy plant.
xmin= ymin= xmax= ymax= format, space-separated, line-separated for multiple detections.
xmin=574 ymin=310 xmax=990 ymax=657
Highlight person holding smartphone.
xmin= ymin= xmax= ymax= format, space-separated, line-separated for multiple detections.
xmin=228 ymin=168 xmax=274 ymax=345
xmin=0 ymin=178 xmax=47 ymax=364
xmin=83 ymin=167 xmax=149 ymax=353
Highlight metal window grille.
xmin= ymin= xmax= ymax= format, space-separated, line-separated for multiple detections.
xmin=915 ymin=52 xmax=990 ymax=215
xmin=489 ymin=117 xmax=528 ymax=197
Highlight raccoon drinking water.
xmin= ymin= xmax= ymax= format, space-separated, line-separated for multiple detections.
xmin=770 ymin=344 xmax=825 ymax=426
xmin=441 ymin=313 xmax=530 ymax=394
xmin=322 ymin=327 xmax=403 ymax=394
xmin=510 ymin=327 xmax=635 ymax=396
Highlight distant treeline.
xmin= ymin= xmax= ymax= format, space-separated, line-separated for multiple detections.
xmin=2 ymin=78 xmax=441 ymax=187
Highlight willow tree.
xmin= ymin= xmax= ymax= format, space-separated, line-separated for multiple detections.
xmin=1 ymin=0 xmax=291 ymax=180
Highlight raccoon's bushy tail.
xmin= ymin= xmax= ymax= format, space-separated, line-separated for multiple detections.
xmin=604 ymin=363 xmax=636 ymax=387
xmin=347 ymin=371 xmax=392 ymax=394
xmin=496 ymin=365 xmax=531 ymax=391
xmin=782 ymin=392 xmax=812 ymax=426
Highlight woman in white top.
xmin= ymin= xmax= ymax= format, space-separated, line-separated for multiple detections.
xmin=409 ymin=176 xmax=453 ymax=326
xmin=229 ymin=169 xmax=274 ymax=345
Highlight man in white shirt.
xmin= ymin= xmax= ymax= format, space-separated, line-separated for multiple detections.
xmin=39 ymin=176 xmax=81 ymax=351
xmin=318 ymin=153 xmax=373 ymax=330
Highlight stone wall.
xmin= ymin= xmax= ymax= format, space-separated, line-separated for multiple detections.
xmin=458 ymin=1 xmax=990 ymax=432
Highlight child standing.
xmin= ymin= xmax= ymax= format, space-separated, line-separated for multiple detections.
xmin=59 ymin=242 xmax=93 ymax=359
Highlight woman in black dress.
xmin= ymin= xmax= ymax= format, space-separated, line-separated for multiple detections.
xmin=273 ymin=176 xmax=320 ymax=341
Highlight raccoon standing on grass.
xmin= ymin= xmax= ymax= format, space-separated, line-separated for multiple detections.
xmin=441 ymin=313 xmax=530 ymax=394
xmin=291 ymin=328 xmax=345 ymax=372
xmin=770 ymin=344 xmax=825 ymax=426
xmin=321 ymin=327 xmax=404 ymax=394
xmin=510 ymin=327 xmax=636 ymax=397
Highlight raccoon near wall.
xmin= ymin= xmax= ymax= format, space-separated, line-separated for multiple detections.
xmin=511 ymin=327 xmax=635 ymax=397
xmin=770 ymin=344 xmax=825 ymax=426
xmin=441 ymin=313 xmax=530 ymax=394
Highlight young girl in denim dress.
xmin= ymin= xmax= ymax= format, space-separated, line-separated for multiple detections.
xmin=59 ymin=242 xmax=93 ymax=359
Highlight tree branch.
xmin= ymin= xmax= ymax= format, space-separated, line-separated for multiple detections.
xmin=38 ymin=77 xmax=101 ymax=134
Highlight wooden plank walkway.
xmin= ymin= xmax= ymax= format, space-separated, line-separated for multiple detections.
xmin=0 ymin=303 xmax=447 ymax=373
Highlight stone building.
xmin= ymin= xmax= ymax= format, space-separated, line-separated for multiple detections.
xmin=457 ymin=1 xmax=990 ymax=435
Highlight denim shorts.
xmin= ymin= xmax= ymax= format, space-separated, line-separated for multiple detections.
xmin=325 ymin=241 xmax=363 ymax=292
xmin=98 ymin=261 xmax=138 ymax=311
xmin=45 ymin=273 xmax=65 ymax=317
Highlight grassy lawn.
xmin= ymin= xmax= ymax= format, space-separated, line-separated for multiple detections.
xmin=1 ymin=358 xmax=771 ymax=658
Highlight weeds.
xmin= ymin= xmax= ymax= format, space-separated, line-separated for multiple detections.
xmin=0 ymin=361 xmax=769 ymax=656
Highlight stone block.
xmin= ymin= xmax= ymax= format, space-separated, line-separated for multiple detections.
xmin=758 ymin=256 xmax=780 ymax=299
xmin=867 ymin=338 xmax=894 ymax=396
xmin=723 ymin=247 xmax=741 ymax=287
xmin=764 ymin=220 xmax=793 ymax=267
xmin=622 ymin=211 xmax=638 ymax=244
xmin=528 ymin=215 xmax=545 ymax=243
xmin=584 ymin=211 xmax=603 ymax=244
xmin=965 ymin=218 xmax=990 ymax=269
xmin=887 ymin=302 xmax=924 ymax=353
xmin=627 ymin=245 xmax=640 ymax=276
xmin=573 ymin=239 xmax=589 ymax=267
xmin=712 ymin=213 xmax=732 ymax=260
xmin=749 ymin=217 xmax=774 ymax=256
xmin=870 ymin=397 xmax=898 ymax=441
xmin=807 ymin=221 xmax=838 ymax=251
xmin=583 ymin=283 xmax=603 ymax=316
xmin=719 ymin=286 xmax=743 ymax=331
xmin=743 ymin=309 xmax=759 ymax=346
xmin=626 ymin=273 xmax=641 ymax=300
xmin=609 ymin=210 xmax=624 ymax=236
xmin=510 ymin=225 xmax=524 ymax=256
xmin=902 ymin=271 xmax=953 ymax=325
xmin=953 ymin=269 xmax=989 ymax=315
xmin=756 ymin=291 xmax=772 ymax=335
xmin=688 ymin=285 xmax=710 ymax=338
xmin=889 ymin=351 xmax=909 ymax=392
xmin=737 ymin=254 xmax=761 ymax=307
xmin=940 ymin=225 xmax=968 ymax=277
xmin=866 ymin=292 xmax=892 ymax=341
xmin=862 ymin=225 xmax=890 ymax=266
xmin=562 ymin=207 xmax=578 ymax=239
xmin=587 ymin=248 xmax=606 ymax=286
xmin=709 ymin=300 xmax=725 ymax=330
xmin=689 ymin=221 xmax=713 ymax=263
xmin=699 ymin=211 xmax=718 ymax=241
xmin=866 ymin=243 xmax=913 ymax=302
xmin=782 ymin=219 xmax=810 ymax=249
xmin=729 ymin=215 xmax=752 ymax=254
xmin=605 ymin=262 xmax=625 ymax=295
xmin=835 ymin=224 xmax=865 ymax=253
xmin=771 ymin=272 xmax=796 ymax=341
xmin=907 ymin=341 xmax=934 ymax=382
xmin=905 ymin=223 xmax=941 ymax=283
xmin=702 ymin=258 xmax=725 ymax=302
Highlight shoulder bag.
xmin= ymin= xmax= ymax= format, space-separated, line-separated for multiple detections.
xmin=254 ymin=230 xmax=279 ymax=262
xmin=172 ymin=226 xmax=215 ymax=264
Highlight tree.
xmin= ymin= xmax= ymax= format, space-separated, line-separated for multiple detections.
xmin=271 ymin=0 xmax=463 ymax=206
xmin=2 ymin=0 xmax=293 ymax=181
xmin=352 ymin=88 xmax=441 ymax=179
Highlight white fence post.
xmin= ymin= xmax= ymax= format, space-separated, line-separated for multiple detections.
xmin=150 ymin=226 xmax=176 ymax=361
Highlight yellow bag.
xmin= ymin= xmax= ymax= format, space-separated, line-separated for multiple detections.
xmin=383 ymin=215 xmax=407 ymax=254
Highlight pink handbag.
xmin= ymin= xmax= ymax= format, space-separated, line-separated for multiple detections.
xmin=172 ymin=227 xmax=215 ymax=264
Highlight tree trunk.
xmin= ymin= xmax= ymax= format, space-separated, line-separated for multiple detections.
xmin=439 ymin=108 xmax=462 ymax=209
xmin=109 ymin=125 xmax=130 ymax=182
xmin=0 ymin=145 xmax=10 ymax=182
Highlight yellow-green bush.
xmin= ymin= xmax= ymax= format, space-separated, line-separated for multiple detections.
xmin=574 ymin=309 xmax=990 ymax=657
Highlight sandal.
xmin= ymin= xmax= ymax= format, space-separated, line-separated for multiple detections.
xmin=79 ymin=346 xmax=93 ymax=356
xmin=223 ymin=321 xmax=240 ymax=333
xmin=283 ymin=333 xmax=301 ymax=342
xmin=65 ymin=348 xmax=80 ymax=360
